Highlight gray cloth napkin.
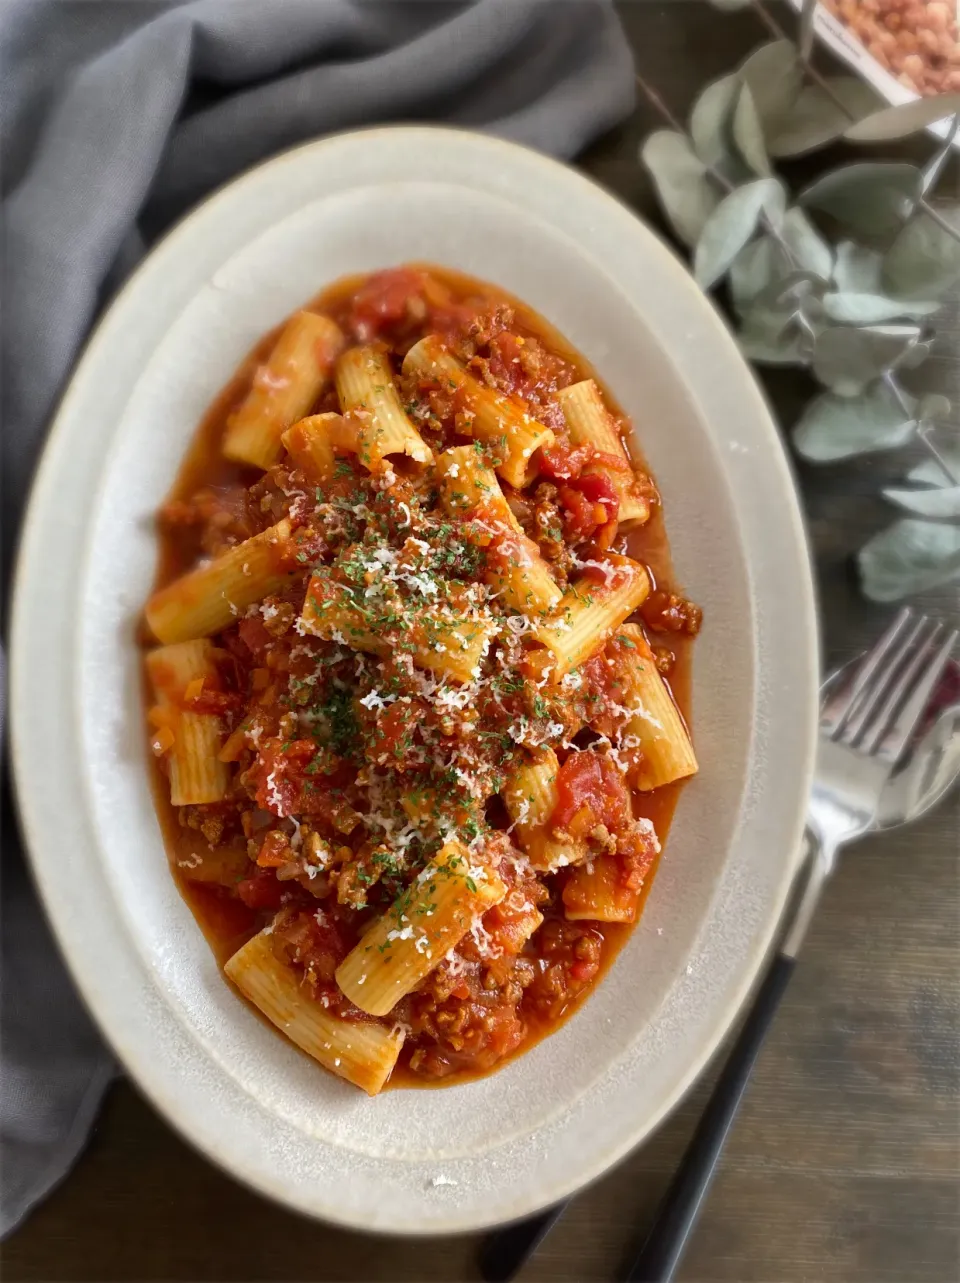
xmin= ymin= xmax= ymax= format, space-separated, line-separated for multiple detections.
xmin=0 ymin=0 xmax=634 ymax=1238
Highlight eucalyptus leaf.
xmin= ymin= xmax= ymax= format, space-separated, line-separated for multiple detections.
xmin=739 ymin=329 xmax=808 ymax=365
xmin=740 ymin=304 xmax=819 ymax=365
xmin=811 ymin=325 xmax=921 ymax=396
xmin=883 ymin=210 xmax=960 ymax=300
xmin=918 ymin=394 xmax=953 ymax=424
xmin=743 ymin=304 xmax=813 ymax=350
xmin=922 ymin=116 xmax=960 ymax=194
xmin=768 ymin=78 xmax=882 ymax=156
xmin=739 ymin=286 xmax=816 ymax=360
xmin=728 ymin=237 xmax=791 ymax=315
xmin=822 ymin=292 xmax=939 ymax=324
xmin=897 ymin=337 xmax=933 ymax=369
xmin=782 ymin=208 xmax=833 ymax=279
xmin=845 ymin=94 xmax=960 ymax=143
xmin=640 ymin=131 xmax=721 ymax=248
xmin=858 ymin=519 xmax=960 ymax=602
xmin=909 ymin=459 xmax=956 ymax=486
xmin=793 ymin=382 xmax=916 ymax=462
xmin=752 ymin=269 xmax=825 ymax=315
xmin=832 ymin=241 xmax=883 ymax=294
xmin=690 ymin=74 xmax=740 ymax=168
xmin=882 ymin=485 xmax=960 ymax=519
xmin=737 ymin=40 xmax=803 ymax=129
xmin=732 ymin=83 xmax=771 ymax=176
xmin=799 ymin=163 xmax=921 ymax=236
xmin=909 ymin=444 xmax=960 ymax=486
xmin=694 ymin=178 xmax=786 ymax=289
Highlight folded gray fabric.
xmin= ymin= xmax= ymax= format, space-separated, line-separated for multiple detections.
xmin=0 ymin=0 xmax=634 ymax=1238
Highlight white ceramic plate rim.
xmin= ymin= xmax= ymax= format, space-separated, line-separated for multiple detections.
xmin=11 ymin=126 xmax=819 ymax=1234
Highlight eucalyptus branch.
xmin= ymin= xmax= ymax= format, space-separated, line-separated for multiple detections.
xmin=749 ymin=0 xmax=844 ymax=110
xmin=641 ymin=4 xmax=960 ymax=600
xmin=749 ymin=0 xmax=960 ymax=247
xmin=798 ymin=0 xmax=818 ymax=64
xmin=922 ymin=200 xmax=960 ymax=244
xmin=635 ymin=71 xmax=801 ymax=269
xmin=883 ymin=369 xmax=915 ymax=420
xmin=924 ymin=115 xmax=960 ymax=195
xmin=749 ymin=0 xmax=785 ymax=43
xmin=635 ymin=72 xmax=704 ymax=154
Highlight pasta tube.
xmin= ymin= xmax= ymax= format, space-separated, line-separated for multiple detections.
xmin=503 ymin=747 xmax=585 ymax=872
xmin=615 ymin=625 xmax=698 ymax=790
xmin=299 ymin=570 xmax=496 ymax=684
xmin=281 ymin=412 xmax=360 ymax=484
xmin=533 ymin=554 xmax=650 ymax=677
xmin=436 ymin=447 xmax=561 ymax=615
xmin=145 ymin=640 xmax=228 ymax=806
xmin=223 ymin=312 xmax=344 ymax=470
xmin=402 ymin=335 xmax=553 ymax=488
xmin=225 ymin=930 xmax=404 ymax=1095
xmin=145 ymin=519 xmax=294 ymax=645
xmin=336 ymin=841 xmax=507 ymax=1016
xmin=563 ymin=855 xmax=639 ymax=924
xmin=556 ymin=380 xmax=650 ymax=527
xmin=336 ymin=345 xmax=433 ymax=468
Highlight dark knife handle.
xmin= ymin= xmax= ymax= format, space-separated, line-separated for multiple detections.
xmin=624 ymin=952 xmax=796 ymax=1282
xmin=478 ymin=1201 xmax=570 ymax=1282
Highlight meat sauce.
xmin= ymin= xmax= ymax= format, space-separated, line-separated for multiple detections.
xmin=145 ymin=265 xmax=698 ymax=1090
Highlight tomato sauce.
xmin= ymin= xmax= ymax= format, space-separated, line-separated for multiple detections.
xmin=145 ymin=265 xmax=698 ymax=1090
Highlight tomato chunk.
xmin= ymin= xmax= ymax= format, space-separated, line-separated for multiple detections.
xmin=237 ymin=615 xmax=273 ymax=658
xmin=236 ymin=867 xmax=285 ymax=910
xmin=552 ymin=750 xmax=630 ymax=833
xmin=186 ymin=687 xmax=240 ymax=716
xmin=272 ymin=909 xmax=350 ymax=986
xmin=249 ymin=738 xmax=352 ymax=823
xmin=558 ymin=471 xmax=619 ymax=543
xmin=346 ymin=267 xmax=426 ymax=340
xmin=538 ymin=443 xmax=594 ymax=482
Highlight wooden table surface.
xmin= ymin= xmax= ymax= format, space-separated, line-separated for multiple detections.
xmin=5 ymin=4 xmax=958 ymax=1281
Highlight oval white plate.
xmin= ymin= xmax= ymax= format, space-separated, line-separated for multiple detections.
xmin=11 ymin=127 xmax=818 ymax=1234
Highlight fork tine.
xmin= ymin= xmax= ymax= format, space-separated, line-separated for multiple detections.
xmin=837 ymin=615 xmax=930 ymax=746
xmin=820 ymin=606 xmax=912 ymax=734
xmin=875 ymin=628 xmax=959 ymax=766
xmin=859 ymin=619 xmax=942 ymax=754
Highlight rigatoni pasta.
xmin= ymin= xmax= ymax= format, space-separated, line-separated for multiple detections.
xmin=557 ymin=380 xmax=652 ymax=527
xmin=563 ymin=855 xmax=642 ymax=924
xmin=402 ymin=334 xmax=553 ymax=488
xmin=223 ymin=311 xmax=344 ymax=470
xmin=146 ymin=640 xmax=228 ymax=806
xmin=336 ymin=344 xmax=433 ymax=468
xmin=615 ymin=625 xmax=698 ymax=790
xmin=533 ymin=554 xmax=651 ymax=678
xmin=225 ymin=931 xmax=404 ymax=1095
xmin=436 ymin=447 xmax=561 ymax=615
xmin=503 ymin=748 xmax=585 ymax=872
xmin=336 ymin=841 xmax=507 ymax=1016
xmin=145 ymin=518 xmax=294 ymax=644
xmin=281 ymin=412 xmax=360 ymax=484
xmin=143 ymin=264 xmax=700 ymax=1094
xmin=298 ymin=563 xmax=497 ymax=684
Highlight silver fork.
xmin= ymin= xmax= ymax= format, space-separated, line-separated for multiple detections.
xmin=623 ymin=608 xmax=958 ymax=1283
xmin=479 ymin=609 xmax=959 ymax=1283
xmin=783 ymin=608 xmax=959 ymax=955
